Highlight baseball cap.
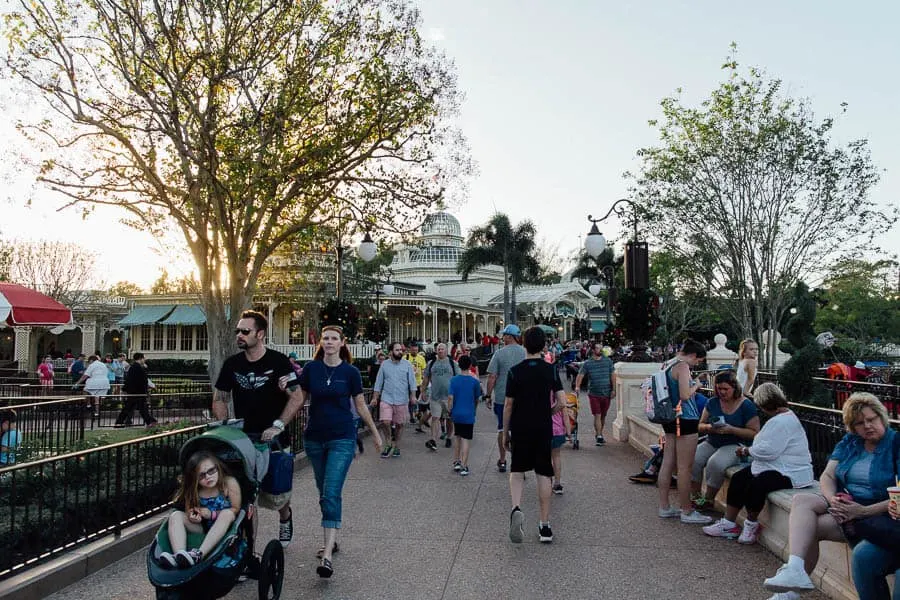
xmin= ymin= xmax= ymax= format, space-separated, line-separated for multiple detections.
xmin=288 ymin=351 xmax=299 ymax=359
xmin=854 ymin=360 xmax=866 ymax=369
xmin=500 ymin=324 xmax=521 ymax=337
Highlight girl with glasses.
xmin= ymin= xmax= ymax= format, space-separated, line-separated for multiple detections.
xmin=158 ymin=450 xmax=241 ymax=569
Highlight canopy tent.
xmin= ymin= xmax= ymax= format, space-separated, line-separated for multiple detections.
xmin=535 ymin=324 xmax=557 ymax=335
xmin=0 ymin=282 xmax=72 ymax=326
xmin=118 ymin=305 xmax=176 ymax=327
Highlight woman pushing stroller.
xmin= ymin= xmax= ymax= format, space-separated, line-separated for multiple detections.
xmin=159 ymin=450 xmax=242 ymax=568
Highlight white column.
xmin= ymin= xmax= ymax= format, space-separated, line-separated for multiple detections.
xmin=422 ymin=311 xmax=426 ymax=342
xmin=611 ymin=362 xmax=659 ymax=443
xmin=81 ymin=322 xmax=97 ymax=355
xmin=13 ymin=326 xmax=32 ymax=369
xmin=266 ymin=302 xmax=278 ymax=343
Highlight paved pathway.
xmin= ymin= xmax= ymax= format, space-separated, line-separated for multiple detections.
xmin=47 ymin=399 xmax=828 ymax=600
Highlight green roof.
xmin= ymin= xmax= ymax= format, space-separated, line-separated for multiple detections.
xmin=159 ymin=304 xmax=206 ymax=326
xmin=118 ymin=305 xmax=175 ymax=326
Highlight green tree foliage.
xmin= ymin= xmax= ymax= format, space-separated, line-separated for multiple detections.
xmin=457 ymin=214 xmax=539 ymax=324
xmin=778 ymin=283 xmax=829 ymax=406
xmin=814 ymin=259 xmax=900 ymax=356
xmin=630 ymin=49 xmax=894 ymax=369
xmin=5 ymin=0 xmax=470 ymax=378
xmin=107 ymin=281 xmax=143 ymax=297
xmin=150 ymin=269 xmax=200 ymax=295
xmin=649 ymin=248 xmax=719 ymax=346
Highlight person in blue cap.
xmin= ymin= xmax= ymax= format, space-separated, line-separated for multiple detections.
xmin=485 ymin=324 xmax=526 ymax=473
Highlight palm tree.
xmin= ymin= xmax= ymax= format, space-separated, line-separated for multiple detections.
xmin=457 ymin=213 xmax=539 ymax=325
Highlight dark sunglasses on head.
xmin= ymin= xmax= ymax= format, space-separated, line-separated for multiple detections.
xmin=235 ymin=328 xmax=254 ymax=335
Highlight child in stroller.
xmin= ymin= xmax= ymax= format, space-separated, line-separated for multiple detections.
xmin=565 ymin=392 xmax=580 ymax=449
xmin=158 ymin=450 xmax=242 ymax=569
xmin=148 ymin=424 xmax=285 ymax=600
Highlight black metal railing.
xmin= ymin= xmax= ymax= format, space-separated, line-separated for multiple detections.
xmin=0 ymin=425 xmax=206 ymax=581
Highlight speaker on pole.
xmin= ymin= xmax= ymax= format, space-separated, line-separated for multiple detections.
xmin=624 ymin=241 xmax=649 ymax=290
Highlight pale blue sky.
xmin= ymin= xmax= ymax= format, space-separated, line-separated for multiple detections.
xmin=3 ymin=0 xmax=898 ymax=287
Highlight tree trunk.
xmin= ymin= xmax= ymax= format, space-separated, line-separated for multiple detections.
xmin=502 ymin=264 xmax=510 ymax=325
xmin=511 ymin=282 xmax=517 ymax=327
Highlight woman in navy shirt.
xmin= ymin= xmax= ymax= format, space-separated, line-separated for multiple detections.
xmin=300 ymin=325 xmax=382 ymax=579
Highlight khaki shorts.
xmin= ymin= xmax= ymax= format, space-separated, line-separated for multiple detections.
xmin=430 ymin=398 xmax=449 ymax=419
xmin=257 ymin=489 xmax=292 ymax=511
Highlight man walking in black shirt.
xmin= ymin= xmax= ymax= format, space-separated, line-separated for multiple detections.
xmin=502 ymin=326 xmax=565 ymax=544
xmin=115 ymin=353 xmax=157 ymax=427
xmin=213 ymin=310 xmax=304 ymax=547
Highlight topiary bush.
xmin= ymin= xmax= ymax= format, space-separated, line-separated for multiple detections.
xmin=778 ymin=283 xmax=830 ymax=406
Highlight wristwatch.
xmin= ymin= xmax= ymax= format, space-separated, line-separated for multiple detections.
xmin=272 ymin=419 xmax=285 ymax=431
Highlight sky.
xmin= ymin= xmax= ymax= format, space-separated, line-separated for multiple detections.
xmin=2 ymin=0 xmax=898 ymax=289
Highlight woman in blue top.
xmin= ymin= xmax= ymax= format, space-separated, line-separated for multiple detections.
xmin=691 ymin=370 xmax=760 ymax=510
xmin=299 ymin=325 xmax=382 ymax=579
xmin=763 ymin=393 xmax=899 ymax=600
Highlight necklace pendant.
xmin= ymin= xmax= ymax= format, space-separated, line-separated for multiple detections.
xmin=327 ymin=377 xmax=331 ymax=386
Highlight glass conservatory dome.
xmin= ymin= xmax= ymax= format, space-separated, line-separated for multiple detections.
xmin=408 ymin=245 xmax=464 ymax=264
xmin=421 ymin=212 xmax=462 ymax=239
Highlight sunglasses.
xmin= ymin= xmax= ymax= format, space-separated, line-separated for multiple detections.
xmin=198 ymin=465 xmax=218 ymax=480
xmin=234 ymin=328 xmax=254 ymax=335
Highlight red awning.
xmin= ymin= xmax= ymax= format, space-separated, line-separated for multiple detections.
xmin=0 ymin=283 xmax=73 ymax=326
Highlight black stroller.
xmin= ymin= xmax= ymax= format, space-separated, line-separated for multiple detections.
xmin=147 ymin=424 xmax=285 ymax=600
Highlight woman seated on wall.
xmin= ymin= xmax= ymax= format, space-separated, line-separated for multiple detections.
xmin=690 ymin=370 xmax=760 ymax=510
xmin=761 ymin=392 xmax=899 ymax=600
xmin=702 ymin=383 xmax=813 ymax=544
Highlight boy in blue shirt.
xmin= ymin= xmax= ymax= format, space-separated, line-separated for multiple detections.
xmin=1 ymin=410 xmax=22 ymax=465
xmin=448 ymin=356 xmax=482 ymax=476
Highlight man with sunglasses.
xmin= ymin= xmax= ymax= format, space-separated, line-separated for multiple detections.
xmin=213 ymin=310 xmax=303 ymax=548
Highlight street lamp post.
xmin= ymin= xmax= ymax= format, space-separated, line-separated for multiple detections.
xmin=336 ymin=230 xmax=378 ymax=301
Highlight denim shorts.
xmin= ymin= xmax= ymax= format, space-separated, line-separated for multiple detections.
xmin=551 ymin=434 xmax=566 ymax=449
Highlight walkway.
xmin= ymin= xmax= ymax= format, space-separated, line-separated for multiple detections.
xmin=47 ymin=400 xmax=828 ymax=600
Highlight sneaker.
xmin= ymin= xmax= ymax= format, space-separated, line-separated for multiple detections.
xmin=415 ymin=426 xmax=425 ymax=434
xmin=392 ymin=447 xmax=401 ymax=457
xmin=380 ymin=445 xmax=392 ymax=458
xmin=279 ymin=512 xmax=293 ymax=547
xmin=509 ymin=508 xmax=525 ymax=543
xmin=497 ymin=460 xmax=507 ymax=473
xmin=702 ymin=518 xmax=740 ymax=538
xmin=763 ymin=564 xmax=814 ymax=593
xmin=552 ymin=483 xmax=564 ymax=495
xmin=426 ymin=439 xmax=437 ymax=451
xmin=738 ymin=520 xmax=761 ymax=544
xmin=174 ymin=549 xmax=201 ymax=568
xmin=453 ymin=460 xmax=462 ymax=471
xmin=767 ymin=593 xmax=801 ymax=600
xmin=460 ymin=466 xmax=469 ymax=476
xmin=629 ymin=471 xmax=657 ymax=484
xmin=680 ymin=510 xmax=713 ymax=524
xmin=538 ymin=524 xmax=553 ymax=543
xmin=158 ymin=551 xmax=177 ymax=569
xmin=445 ymin=437 xmax=452 ymax=448
xmin=596 ymin=435 xmax=605 ymax=446
xmin=658 ymin=507 xmax=681 ymax=518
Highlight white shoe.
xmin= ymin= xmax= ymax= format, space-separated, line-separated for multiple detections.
xmin=763 ymin=564 xmax=815 ymax=593
xmin=680 ymin=510 xmax=713 ymax=524
xmin=767 ymin=592 xmax=801 ymax=600
xmin=702 ymin=518 xmax=740 ymax=538
xmin=658 ymin=507 xmax=681 ymax=518
xmin=738 ymin=520 xmax=761 ymax=544
xmin=509 ymin=508 xmax=525 ymax=543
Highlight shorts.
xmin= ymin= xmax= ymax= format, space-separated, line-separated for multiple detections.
xmin=589 ymin=394 xmax=611 ymax=418
xmin=551 ymin=434 xmax=566 ymax=449
xmin=85 ymin=387 xmax=109 ymax=397
xmin=417 ymin=401 xmax=430 ymax=413
xmin=662 ymin=419 xmax=699 ymax=436
xmin=379 ymin=402 xmax=410 ymax=426
xmin=509 ymin=434 xmax=554 ymax=477
xmin=415 ymin=386 xmax=421 ymax=400
xmin=257 ymin=489 xmax=292 ymax=510
xmin=453 ymin=422 xmax=474 ymax=440
xmin=494 ymin=401 xmax=505 ymax=432
xmin=430 ymin=398 xmax=449 ymax=419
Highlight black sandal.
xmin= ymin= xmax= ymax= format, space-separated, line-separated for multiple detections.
xmin=316 ymin=542 xmax=339 ymax=559
xmin=316 ymin=557 xmax=334 ymax=578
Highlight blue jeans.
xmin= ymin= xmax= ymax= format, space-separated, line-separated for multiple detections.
xmin=851 ymin=540 xmax=900 ymax=600
xmin=304 ymin=437 xmax=356 ymax=529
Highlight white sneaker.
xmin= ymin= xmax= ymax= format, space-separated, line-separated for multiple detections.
xmin=658 ymin=507 xmax=681 ymax=518
xmin=680 ymin=510 xmax=713 ymax=524
xmin=767 ymin=592 xmax=801 ymax=600
xmin=738 ymin=520 xmax=761 ymax=544
xmin=702 ymin=518 xmax=740 ymax=538
xmin=763 ymin=564 xmax=815 ymax=593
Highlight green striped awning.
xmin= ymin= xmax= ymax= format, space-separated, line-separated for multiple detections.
xmin=159 ymin=304 xmax=206 ymax=326
xmin=590 ymin=320 xmax=608 ymax=334
xmin=118 ymin=305 xmax=175 ymax=326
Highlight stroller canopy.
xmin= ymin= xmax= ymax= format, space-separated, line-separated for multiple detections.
xmin=179 ymin=425 xmax=269 ymax=485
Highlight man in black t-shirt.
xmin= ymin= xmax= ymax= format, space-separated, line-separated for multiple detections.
xmin=213 ymin=310 xmax=303 ymax=547
xmin=502 ymin=326 xmax=565 ymax=545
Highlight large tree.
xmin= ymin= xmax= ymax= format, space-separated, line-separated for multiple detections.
xmin=630 ymin=51 xmax=895 ymax=368
xmin=7 ymin=240 xmax=100 ymax=305
xmin=457 ymin=213 xmax=539 ymax=325
xmin=5 ymin=0 xmax=470 ymax=377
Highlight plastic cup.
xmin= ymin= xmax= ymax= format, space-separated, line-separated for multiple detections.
xmin=888 ymin=486 xmax=900 ymax=505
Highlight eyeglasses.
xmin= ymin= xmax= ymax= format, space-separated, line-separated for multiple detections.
xmin=234 ymin=328 xmax=254 ymax=335
xmin=198 ymin=465 xmax=218 ymax=480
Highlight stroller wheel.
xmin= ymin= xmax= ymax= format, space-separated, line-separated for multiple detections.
xmin=258 ymin=539 xmax=285 ymax=600
xmin=155 ymin=589 xmax=182 ymax=600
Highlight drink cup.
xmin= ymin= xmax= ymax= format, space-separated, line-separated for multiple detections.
xmin=888 ymin=486 xmax=900 ymax=505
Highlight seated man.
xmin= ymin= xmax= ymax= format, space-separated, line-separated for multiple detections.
xmin=1 ymin=410 xmax=22 ymax=465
